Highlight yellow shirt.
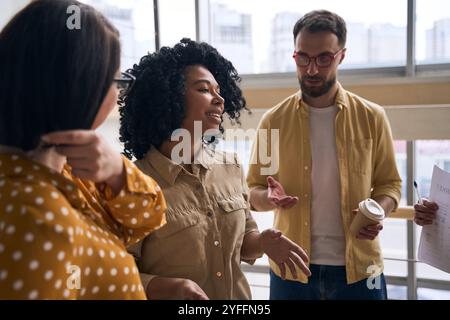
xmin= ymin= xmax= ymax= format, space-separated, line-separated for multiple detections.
xmin=0 ymin=153 xmax=166 ymax=299
xmin=129 ymin=146 xmax=259 ymax=299
xmin=247 ymin=83 xmax=402 ymax=284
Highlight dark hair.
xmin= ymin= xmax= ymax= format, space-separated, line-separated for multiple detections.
xmin=0 ymin=0 xmax=121 ymax=151
xmin=119 ymin=38 xmax=248 ymax=160
xmin=293 ymin=10 xmax=347 ymax=48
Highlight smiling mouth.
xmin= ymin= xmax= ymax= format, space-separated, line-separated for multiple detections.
xmin=205 ymin=112 xmax=221 ymax=121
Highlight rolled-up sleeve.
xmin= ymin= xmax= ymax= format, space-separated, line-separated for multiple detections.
xmin=96 ymin=156 xmax=167 ymax=246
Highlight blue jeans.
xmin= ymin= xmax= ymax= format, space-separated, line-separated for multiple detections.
xmin=270 ymin=264 xmax=387 ymax=300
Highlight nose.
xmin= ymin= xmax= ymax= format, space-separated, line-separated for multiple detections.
xmin=306 ymin=59 xmax=319 ymax=76
xmin=213 ymin=92 xmax=225 ymax=107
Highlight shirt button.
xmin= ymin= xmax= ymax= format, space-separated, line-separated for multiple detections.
xmin=304 ymin=222 xmax=308 ymax=226
xmin=304 ymin=166 xmax=309 ymax=170
xmin=304 ymin=194 xmax=308 ymax=198
xmin=214 ymin=240 xmax=220 ymax=247
xmin=216 ymin=272 xmax=222 ymax=277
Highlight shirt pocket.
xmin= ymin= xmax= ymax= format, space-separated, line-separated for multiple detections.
xmin=350 ymin=138 xmax=373 ymax=175
xmin=216 ymin=194 xmax=248 ymax=237
xmin=154 ymin=209 xmax=205 ymax=267
xmin=217 ymin=195 xmax=248 ymax=214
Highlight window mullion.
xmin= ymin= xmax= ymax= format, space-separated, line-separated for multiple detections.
xmin=153 ymin=0 xmax=160 ymax=51
xmin=406 ymin=0 xmax=417 ymax=77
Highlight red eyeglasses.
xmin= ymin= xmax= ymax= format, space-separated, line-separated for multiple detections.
xmin=293 ymin=48 xmax=346 ymax=68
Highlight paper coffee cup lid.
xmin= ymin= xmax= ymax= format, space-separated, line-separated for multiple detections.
xmin=359 ymin=199 xmax=385 ymax=220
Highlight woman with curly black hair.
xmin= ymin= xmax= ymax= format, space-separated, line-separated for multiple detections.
xmin=121 ymin=39 xmax=310 ymax=300
xmin=119 ymin=38 xmax=247 ymax=159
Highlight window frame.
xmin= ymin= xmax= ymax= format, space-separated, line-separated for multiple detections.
xmin=193 ymin=0 xmax=450 ymax=86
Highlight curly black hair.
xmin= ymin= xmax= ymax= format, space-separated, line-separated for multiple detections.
xmin=119 ymin=38 xmax=249 ymax=160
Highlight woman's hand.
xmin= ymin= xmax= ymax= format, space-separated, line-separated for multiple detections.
xmin=42 ymin=130 xmax=125 ymax=194
xmin=260 ymin=228 xmax=311 ymax=279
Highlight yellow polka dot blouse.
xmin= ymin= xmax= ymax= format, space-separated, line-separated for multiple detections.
xmin=0 ymin=153 xmax=166 ymax=299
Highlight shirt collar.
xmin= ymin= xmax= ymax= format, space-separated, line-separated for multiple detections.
xmin=143 ymin=145 xmax=214 ymax=186
xmin=194 ymin=145 xmax=215 ymax=170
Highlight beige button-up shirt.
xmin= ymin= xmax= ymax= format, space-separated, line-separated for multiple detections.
xmin=129 ymin=146 xmax=259 ymax=300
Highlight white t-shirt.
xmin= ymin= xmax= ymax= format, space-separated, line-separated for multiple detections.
xmin=309 ymin=105 xmax=346 ymax=266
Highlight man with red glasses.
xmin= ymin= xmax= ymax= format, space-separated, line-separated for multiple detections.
xmin=247 ymin=10 xmax=402 ymax=300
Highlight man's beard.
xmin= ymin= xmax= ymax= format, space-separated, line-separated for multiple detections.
xmin=299 ymin=76 xmax=336 ymax=98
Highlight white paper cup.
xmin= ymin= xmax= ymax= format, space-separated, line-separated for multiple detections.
xmin=350 ymin=198 xmax=385 ymax=236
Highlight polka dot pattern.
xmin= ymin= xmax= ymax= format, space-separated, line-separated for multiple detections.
xmin=0 ymin=153 xmax=166 ymax=299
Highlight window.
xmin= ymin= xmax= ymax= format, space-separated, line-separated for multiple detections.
xmin=379 ymin=140 xmax=408 ymax=292
xmin=415 ymin=140 xmax=450 ymax=199
xmin=380 ymin=219 xmax=408 ymax=276
xmin=82 ymin=0 xmax=155 ymax=70
xmin=395 ymin=141 xmax=408 ymax=207
xmin=416 ymin=0 xmax=450 ymax=65
xmin=418 ymin=288 xmax=450 ymax=300
xmin=159 ymin=0 xmax=196 ymax=47
xmin=208 ymin=0 xmax=407 ymax=74
xmin=444 ymin=160 xmax=450 ymax=172
xmin=76 ymin=1 xmax=155 ymax=150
